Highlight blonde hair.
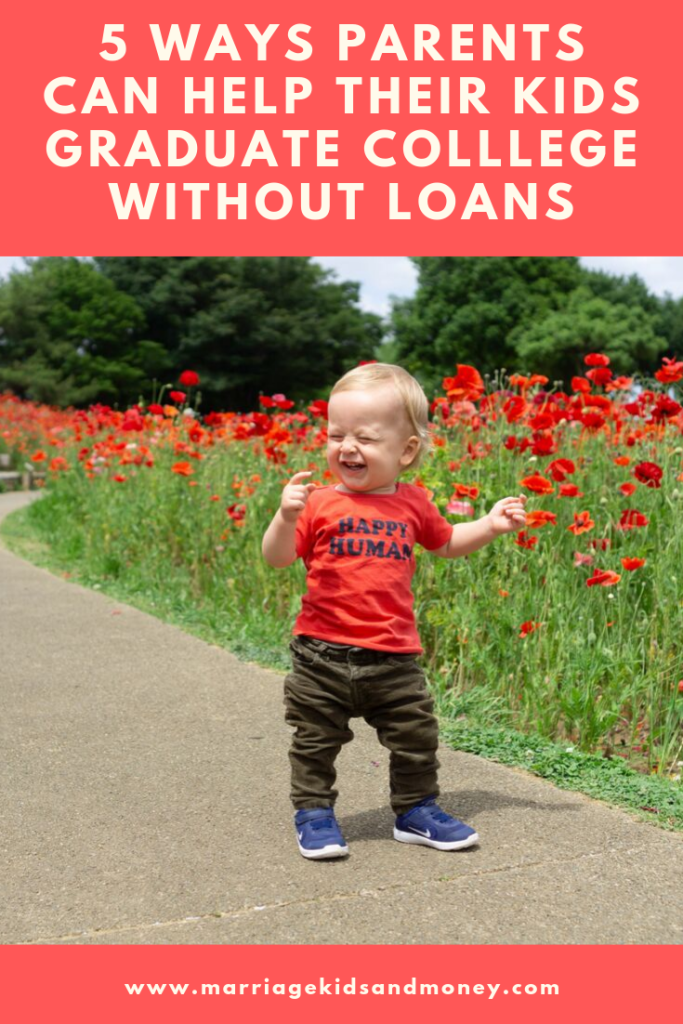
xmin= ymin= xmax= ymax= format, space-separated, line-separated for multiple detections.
xmin=329 ymin=363 xmax=432 ymax=469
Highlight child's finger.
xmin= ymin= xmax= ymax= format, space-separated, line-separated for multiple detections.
xmin=288 ymin=471 xmax=313 ymax=485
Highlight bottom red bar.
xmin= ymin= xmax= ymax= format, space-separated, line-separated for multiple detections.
xmin=1 ymin=945 xmax=676 ymax=1023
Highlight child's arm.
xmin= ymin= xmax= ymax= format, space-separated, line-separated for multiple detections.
xmin=262 ymin=471 xmax=317 ymax=568
xmin=434 ymin=495 xmax=527 ymax=559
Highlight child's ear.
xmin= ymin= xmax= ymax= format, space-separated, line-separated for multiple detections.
xmin=401 ymin=435 xmax=420 ymax=466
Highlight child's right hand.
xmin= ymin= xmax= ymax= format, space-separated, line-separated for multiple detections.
xmin=280 ymin=471 xmax=317 ymax=522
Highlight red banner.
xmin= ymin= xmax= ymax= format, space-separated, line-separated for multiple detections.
xmin=0 ymin=0 xmax=681 ymax=253
xmin=2 ymin=944 xmax=679 ymax=1022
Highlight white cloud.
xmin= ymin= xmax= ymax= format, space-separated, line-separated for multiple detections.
xmin=579 ymin=257 xmax=683 ymax=298
xmin=313 ymin=256 xmax=418 ymax=316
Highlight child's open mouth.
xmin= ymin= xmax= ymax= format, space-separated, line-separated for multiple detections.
xmin=341 ymin=461 xmax=366 ymax=473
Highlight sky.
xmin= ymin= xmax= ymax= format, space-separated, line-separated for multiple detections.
xmin=0 ymin=255 xmax=681 ymax=318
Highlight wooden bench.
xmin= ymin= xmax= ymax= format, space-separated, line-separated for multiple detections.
xmin=0 ymin=454 xmax=46 ymax=490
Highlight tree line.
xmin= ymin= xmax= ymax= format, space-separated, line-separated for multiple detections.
xmin=0 ymin=256 xmax=681 ymax=409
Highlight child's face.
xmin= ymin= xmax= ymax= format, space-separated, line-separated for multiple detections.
xmin=327 ymin=386 xmax=419 ymax=493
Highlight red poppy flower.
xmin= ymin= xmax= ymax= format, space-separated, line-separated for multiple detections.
xmin=525 ymin=510 xmax=557 ymax=529
xmin=619 ymin=483 xmax=637 ymax=496
xmin=655 ymin=357 xmax=683 ymax=384
xmin=616 ymin=510 xmax=649 ymax=532
xmin=169 ymin=391 xmax=186 ymax=403
xmin=113 ymin=474 xmax=127 ymax=483
xmin=547 ymin=458 xmax=576 ymax=482
xmin=308 ymin=399 xmax=329 ymax=419
xmin=573 ymin=551 xmax=594 ymax=567
xmin=502 ymin=396 xmax=526 ymax=422
xmin=634 ymin=461 xmax=663 ymax=488
xmin=179 ymin=370 xmax=200 ymax=387
xmin=651 ymin=395 xmax=682 ymax=422
xmin=453 ymin=483 xmax=479 ymax=499
xmin=203 ymin=412 xmax=224 ymax=426
xmin=571 ymin=377 xmax=592 ymax=394
xmin=520 ymin=473 xmax=554 ymax=495
xmin=508 ymin=374 xmax=529 ymax=389
xmin=580 ymin=411 xmax=606 ymax=431
xmin=621 ymin=557 xmax=646 ymax=571
xmin=609 ymin=376 xmax=634 ymax=391
xmin=585 ymin=367 xmax=613 ymax=387
xmin=589 ymin=538 xmax=611 ymax=551
xmin=499 ymin=589 xmax=510 ymax=598
xmin=122 ymin=410 xmax=145 ymax=432
xmin=514 ymin=531 xmax=538 ymax=549
xmin=172 ymin=461 xmax=193 ymax=476
xmin=678 ymin=681 xmax=683 ymax=695
xmin=559 ymin=483 xmax=584 ymax=498
xmin=445 ymin=365 xmax=485 ymax=402
xmin=49 ymin=457 xmax=69 ymax=472
xmin=519 ymin=621 xmax=542 ymax=638
xmin=586 ymin=569 xmax=621 ymax=587
xmin=531 ymin=435 xmax=557 ymax=457
xmin=504 ymin=435 xmax=518 ymax=451
xmin=614 ymin=456 xmax=630 ymax=467
xmin=529 ymin=413 xmax=555 ymax=431
xmin=226 ymin=503 xmax=246 ymax=522
xmin=147 ymin=403 xmax=165 ymax=415
xmin=31 ymin=450 xmax=47 ymax=462
xmin=272 ymin=393 xmax=295 ymax=410
xmin=584 ymin=353 xmax=610 ymax=367
xmin=568 ymin=511 xmax=595 ymax=535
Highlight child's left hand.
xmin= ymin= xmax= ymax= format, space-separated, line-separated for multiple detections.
xmin=486 ymin=495 xmax=528 ymax=535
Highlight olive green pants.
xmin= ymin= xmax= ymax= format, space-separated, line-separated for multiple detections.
xmin=284 ymin=635 xmax=441 ymax=814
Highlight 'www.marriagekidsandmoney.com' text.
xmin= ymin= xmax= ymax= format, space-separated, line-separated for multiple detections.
xmin=124 ymin=978 xmax=559 ymax=999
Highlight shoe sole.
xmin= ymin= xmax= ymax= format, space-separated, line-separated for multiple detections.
xmin=393 ymin=827 xmax=479 ymax=851
xmin=297 ymin=841 xmax=349 ymax=860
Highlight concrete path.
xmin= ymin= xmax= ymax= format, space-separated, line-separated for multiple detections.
xmin=1 ymin=490 xmax=682 ymax=945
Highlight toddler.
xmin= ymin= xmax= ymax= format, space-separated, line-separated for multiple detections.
xmin=262 ymin=363 xmax=526 ymax=859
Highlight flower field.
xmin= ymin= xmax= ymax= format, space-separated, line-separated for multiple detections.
xmin=2 ymin=357 xmax=683 ymax=778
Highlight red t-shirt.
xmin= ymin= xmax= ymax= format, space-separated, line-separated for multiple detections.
xmin=294 ymin=482 xmax=453 ymax=653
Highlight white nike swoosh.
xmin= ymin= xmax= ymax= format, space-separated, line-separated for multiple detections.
xmin=410 ymin=827 xmax=431 ymax=838
xmin=298 ymin=831 xmax=304 ymax=840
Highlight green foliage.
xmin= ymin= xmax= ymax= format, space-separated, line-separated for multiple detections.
xmin=440 ymin=720 xmax=683 ymax=831
xmin=0 ymin=258 xmax=168 ymax=406
xmin=513 ymin=288 xmax=668 ymax=380
xmin=391 ymin=257 xmax=674 ymax=390
xmin=94 ymin=257 xmax=383 ymax=409
xmin=391 ymin=257 xmax=583 ymax=390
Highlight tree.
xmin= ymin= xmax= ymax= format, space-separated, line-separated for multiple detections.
xmin=390 ymin=257 xmax=583 ymax=391
xmin=390 ymin=257 xmax=671 ymax=390
xmin=0 ymin=258 xmax=168 ymax=406
xmin=513 ymin=288 xmax=667 ymax=381
xmin=657 ymin=295 xmax=683 ymax=357
xmin=94 ymin=257 xmax=383 ymax=409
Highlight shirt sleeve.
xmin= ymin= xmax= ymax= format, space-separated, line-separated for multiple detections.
xmin=295 ymin=493 xmax=316 ymax=560
xmin=415 ymin=489 xmax=453 ymax=551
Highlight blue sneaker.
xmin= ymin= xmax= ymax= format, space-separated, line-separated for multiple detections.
xmin=294 ymin=807 xmax=349 ymax=860
xmin=394 ymin=798 xmax=479 ymax=851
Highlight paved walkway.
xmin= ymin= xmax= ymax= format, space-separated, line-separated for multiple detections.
xmin=1 ymin=490 xmax=682 ymax=945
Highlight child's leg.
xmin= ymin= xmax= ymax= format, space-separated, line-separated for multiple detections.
xmin=362 ymin=657 xmax=440 ymax=815
xmin=284 ymin=639 xmax=354 ymax=810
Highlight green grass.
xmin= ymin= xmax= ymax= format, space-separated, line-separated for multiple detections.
xmin=3 ymin=498 xmax=682 ymax=832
